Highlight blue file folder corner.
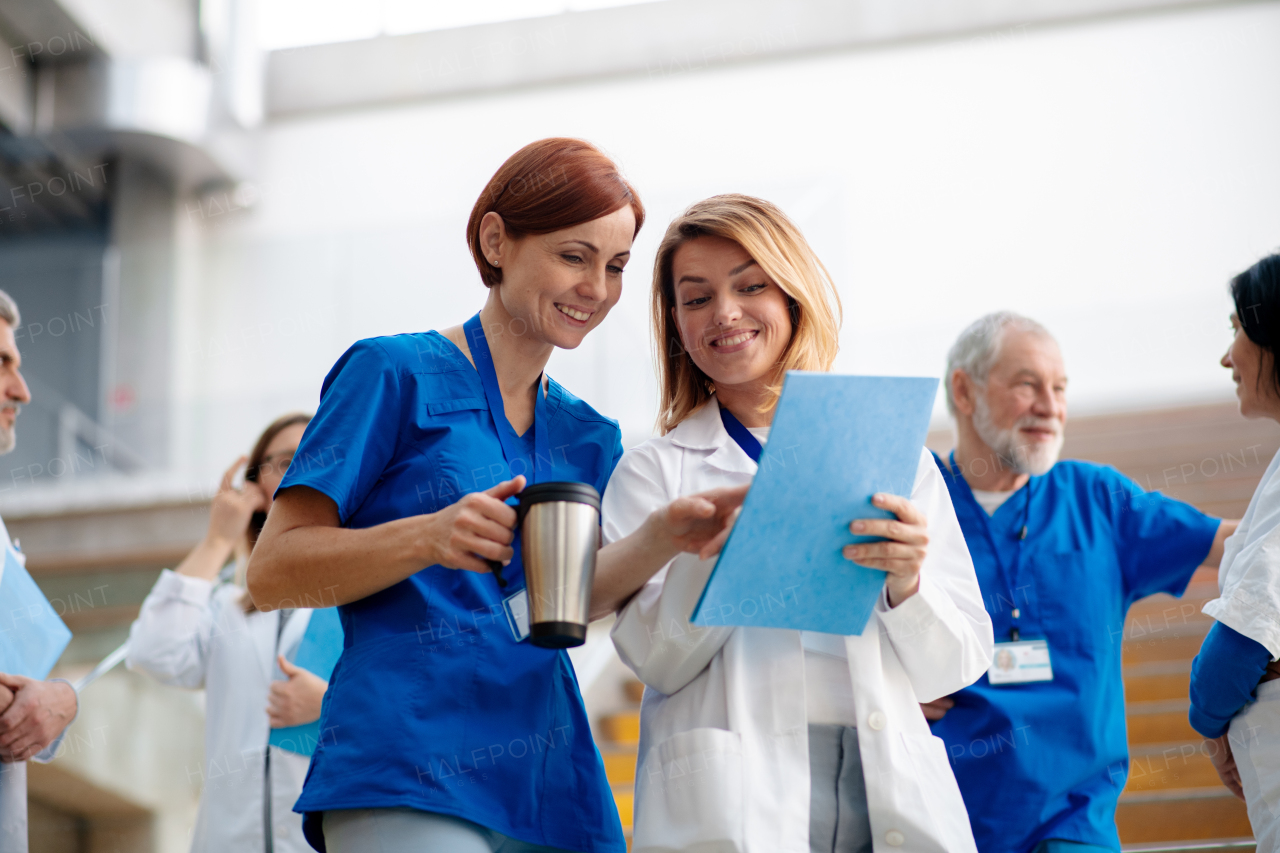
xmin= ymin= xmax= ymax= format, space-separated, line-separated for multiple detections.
xmin=0 ymin=549 xmax=72 ymax=680
xmin=691 ymin=373 xmax=939 ymax=636
xmin=268 ymin=606 xmax=344 ymax=756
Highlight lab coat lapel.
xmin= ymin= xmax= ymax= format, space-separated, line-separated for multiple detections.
xmin=669 ymin=398 xmax=758 ymax=478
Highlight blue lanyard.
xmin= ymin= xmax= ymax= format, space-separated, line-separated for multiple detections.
xmin=719 ymin=403 xmax=762 ymax=463
xmin=463 ymin=312 xmax=554 ymax=484
xmin=947 ymin=451 xmax=1034 ymax=640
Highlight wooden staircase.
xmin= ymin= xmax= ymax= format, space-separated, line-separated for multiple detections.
xmin=1118 ymin=567 xmax=1254 ymax=849
xmin=597 ymin=679 xmax=643 ymax=843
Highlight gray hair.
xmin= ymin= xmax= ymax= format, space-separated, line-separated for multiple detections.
xmin=945 ymin=311 xmax=1055 ymax=415
xmin=0 ymin=290 xmax=18 ymax=329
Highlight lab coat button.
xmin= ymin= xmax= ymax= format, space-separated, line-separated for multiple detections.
xmin=886 ymin=830 xmax=905 ymax=846
xmin=867 ymin=711 xmax=886 ymax=731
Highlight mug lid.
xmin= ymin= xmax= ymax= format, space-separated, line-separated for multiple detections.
xmin=519 ymin=481 xmax=601 ymax=511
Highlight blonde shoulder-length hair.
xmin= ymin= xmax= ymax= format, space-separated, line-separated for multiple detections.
xmin=652 ymin=194 xmax=843 ymax=434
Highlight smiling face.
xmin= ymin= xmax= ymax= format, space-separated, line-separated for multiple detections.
xmin=959 ymin=328 xmax=1067 ymax=475
xmin=1222 ymin=313 xmax=1280 ymax=420
xmin=482 ymin=204 xmax=635 ymax=350
xmin=670 ymin=235 xmax=794 ymax=395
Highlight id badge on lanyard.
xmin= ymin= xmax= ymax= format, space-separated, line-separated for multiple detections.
xmin=465 ymin=312 xmax=554 ymax=644
xmin=503 ymin=589 xmax=531 ymax=641
xmin=988 ymin=639 xmax=1054 ymax=685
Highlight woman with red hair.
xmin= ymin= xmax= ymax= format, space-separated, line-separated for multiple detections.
xmin=248 ymin=139 xmax=743 ymax=853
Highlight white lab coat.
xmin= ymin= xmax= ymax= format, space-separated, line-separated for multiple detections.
xmin=1204 ymin=446 xmax=1280 ymax=851
xmin=0 ymin=514 xmax=70 ymax=853
xmin=603 ymin=399 xmax=993 ymax=853
xmin=127 ymin=569 xmax=315 ymax=853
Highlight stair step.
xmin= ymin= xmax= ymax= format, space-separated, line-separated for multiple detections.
xmin=1125 ymin=666 xmax=1192 ymax=703
xmin=1127 ymin=594 xmax=1214 ymax=623
xmin=1127 ymin=700 xmax=1197 ymax=743
xmin=1126 ymin=742 xmax=1224 ymax=792
xmin=1117 ymin=787 xmax=1252 ymax=844
xmin=1121 ymin=839 xmax=1255 ymax=852
xmin=601 ymin=749 xmax=637 ymax=785
xmin=1124 ymin=633 xmax=1208 ymax=665
xmin=601 ymin=711 xmax=640 ymax=745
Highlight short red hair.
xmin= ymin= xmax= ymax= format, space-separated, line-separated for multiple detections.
xmin=467 ymin=138 xmax=645 ymax=288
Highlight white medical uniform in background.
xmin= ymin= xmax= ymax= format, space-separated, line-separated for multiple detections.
xmin=603 ymin=399 xmax=994 ymax=853
xmin=127 ymin=569 xmax=316 ymax=853
xmin=0 ymin=514 xmax=72 ymax=853
xmin=1204 ymin=447 xmax=1280 ymax=852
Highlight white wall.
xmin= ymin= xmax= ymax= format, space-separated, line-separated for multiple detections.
xmin=174 ymin=1 xmax=1280 ymax=477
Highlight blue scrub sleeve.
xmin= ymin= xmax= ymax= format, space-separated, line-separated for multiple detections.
xmin=1189 ymin=621 xmax=1273 ymax=738
xmin=1107 ymin=470 xmax=1219 ymax=600
xmin=278 ymin=339 xmax=403 ymax=524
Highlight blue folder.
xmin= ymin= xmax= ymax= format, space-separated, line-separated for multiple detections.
xmin=0 ymin=549 xmax=72 ymax=679
xmin=268 ymin=606 xmax=344 ymax=756
xmin=691 ymin=373 xmax=939 ymax=636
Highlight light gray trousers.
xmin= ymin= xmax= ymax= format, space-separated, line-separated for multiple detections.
xmin=808 ymin=724 xmax=873 ymax=853
xmin=323 ymin=808 xmax=577 ymax=853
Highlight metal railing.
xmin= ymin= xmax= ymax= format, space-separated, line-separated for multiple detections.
xmin=71 ymin=641 xmax=129 ymax=692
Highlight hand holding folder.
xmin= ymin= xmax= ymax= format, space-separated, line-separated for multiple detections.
xmin=0 ymin=549 xmax=72 ymax=681
xmin=269 ymin=606 xmax=343 ymax=756
xmin=691 ymin=373 xmax=939 ymax=636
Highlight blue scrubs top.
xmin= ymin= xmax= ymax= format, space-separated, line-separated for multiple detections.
xmin=930 ymin=455 xmax=1218 ymax=853
xmin=280 ymin=327 xmax=626 ymax=852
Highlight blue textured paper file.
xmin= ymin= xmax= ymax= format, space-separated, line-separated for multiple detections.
xmin=0 ymin=549 xmax=72 ymax=679
xmin=691 ymin=373 xmax=939 ymax=635
xmin=269 ymin=606 xmax=343 ymax=756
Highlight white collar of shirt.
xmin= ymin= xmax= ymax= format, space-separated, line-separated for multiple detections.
xmin=666 ymin=397 xmax=758 ymax=475
xmin=970 ymin=488 xmax=1016 ymax=516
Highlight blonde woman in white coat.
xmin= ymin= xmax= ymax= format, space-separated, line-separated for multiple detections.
xmin=594 ymin=196 xmax=994 ymax=853
xmin=127 ymin=414 xmax=329 ymax=853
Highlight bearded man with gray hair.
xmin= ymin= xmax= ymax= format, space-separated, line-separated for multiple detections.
xmin=0 ymin=289 xmax=79 ymax=852
xmin=925 ymin=312 xmax=1237 ymax=853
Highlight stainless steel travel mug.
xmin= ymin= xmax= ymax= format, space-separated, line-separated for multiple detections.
xmin=518 ymin=482 xmax=601 ymax=648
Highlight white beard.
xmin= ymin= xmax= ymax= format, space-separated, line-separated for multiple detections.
xmin=972 ymin=394 xmax=1062 ymax=476
xmin=0 ymin=405 xmax=19 ymax=454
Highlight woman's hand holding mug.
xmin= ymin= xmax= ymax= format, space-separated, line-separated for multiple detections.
xmin=425 ymin=476 xmax=526 ymax=574
xmin=843 ymin=493 xmax=929 ymax=608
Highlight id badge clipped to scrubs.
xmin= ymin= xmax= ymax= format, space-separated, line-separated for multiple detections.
xmin=503 ymin=588 xmax=531 ymax=642
xmin=988 ymin=639 xmax=1054 ymax=685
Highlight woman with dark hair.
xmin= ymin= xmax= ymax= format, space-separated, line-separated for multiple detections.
xmin=1190 ymin=252 xmax=1280 ymax=852
xmin=247 ymin=139 xmax=743 ymax=853
xmin=127 ymin=412 xmax=323 ymax=853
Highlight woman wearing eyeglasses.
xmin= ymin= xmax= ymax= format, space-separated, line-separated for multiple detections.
xmin=128 ymin=412 xmax=326 ymax=853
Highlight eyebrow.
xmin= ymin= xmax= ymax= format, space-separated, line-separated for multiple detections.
xmin=676 ymin=259 xmax=759 ymax=287
xmin=561 ymin=240 xmax=631 ymax=260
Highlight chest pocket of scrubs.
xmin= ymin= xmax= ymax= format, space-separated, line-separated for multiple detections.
xmin=1040 ymin=550 xmax=1116 ymax=653
xmin=404 ymin=397 xmax=497 ymax=511
xmin=426 ymin=398 xmax=487 ymax=416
